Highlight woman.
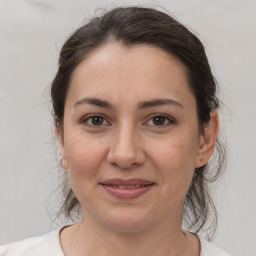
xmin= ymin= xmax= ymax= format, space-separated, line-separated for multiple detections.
xmin=0 ymin=6 xmax=233 ymax=256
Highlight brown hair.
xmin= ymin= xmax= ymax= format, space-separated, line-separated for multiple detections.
xmin=51 ymin=6 xmax=226 ymax=240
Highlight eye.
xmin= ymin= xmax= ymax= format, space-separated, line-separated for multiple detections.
xmin=146 ymin=115 xmax=175 ymax=127
xmin=82 ymin=115 xmax=110 ymax=127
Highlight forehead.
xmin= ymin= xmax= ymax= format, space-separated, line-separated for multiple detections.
xmin=67 ymin=43 xmax=195 ymax=108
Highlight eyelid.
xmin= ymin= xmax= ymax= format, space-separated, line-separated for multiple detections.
xmin=80 ymin=113 xmax=175 ymax=128
xmin=81 ymin=114 xmax=111 ymax=127
xmin=144 ymin=114 xmax=176 ymax=127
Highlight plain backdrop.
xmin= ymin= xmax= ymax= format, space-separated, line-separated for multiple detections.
xmin=0 ymin=0 xmax=255 ymax=255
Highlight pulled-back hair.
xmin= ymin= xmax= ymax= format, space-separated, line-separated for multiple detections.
xmin=51 ymin=6 xmax=226 ymax=240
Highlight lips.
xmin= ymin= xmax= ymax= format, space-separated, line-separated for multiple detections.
xmin=100 ymin=179 xmax=155 ymax=199
xmin=101 ymin=178 xmax=153 ymax=186
xmin=105 ymin=184 xmax=148 ymax=189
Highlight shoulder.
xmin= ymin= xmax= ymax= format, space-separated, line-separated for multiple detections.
xmin=199 ymin=237 xmax=234 ymax=256
xmin=0 ymin=228 xmax=64 ymax=256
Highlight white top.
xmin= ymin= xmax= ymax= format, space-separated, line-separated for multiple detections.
xmin=0 ymin=227 xmax=234 ymax=256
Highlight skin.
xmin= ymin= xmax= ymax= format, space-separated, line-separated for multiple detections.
xmin=57 ymin=43 xmax=219 ymax=256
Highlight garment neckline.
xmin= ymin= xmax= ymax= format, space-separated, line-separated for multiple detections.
xmin=55 ymin=225 xmax=205 ymax=256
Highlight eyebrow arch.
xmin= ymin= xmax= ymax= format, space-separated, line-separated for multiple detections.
xmin=74 ymin=98 xmax=113 ymax=109
xmin=138 ymin=99 xmax=183 ymax=109
xmin=74 ymin=97 xmax=183 ymax=109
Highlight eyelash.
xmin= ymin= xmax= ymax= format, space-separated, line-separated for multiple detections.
xmin=146 ymin=114 xmax=175 ymax=127
xmin=81 ymin=114 xmax=110 ymax=128
xmin=81 ymin=114 xmax=175 ymax=128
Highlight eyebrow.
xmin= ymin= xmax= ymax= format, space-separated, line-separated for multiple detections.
xmin=138 ymin=98 xmax=183 ymax=109
xmin=74 ymin=97 xmax=112 ymax=109
xmin=74 ymin=97 xmax=183 ymax=109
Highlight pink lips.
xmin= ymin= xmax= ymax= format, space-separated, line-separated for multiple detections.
xmin=100 ymin=179 xmax=155 ymax=199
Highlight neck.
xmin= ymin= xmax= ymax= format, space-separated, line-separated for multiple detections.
xmin=60 ymin=212 xmax=199 ymax=256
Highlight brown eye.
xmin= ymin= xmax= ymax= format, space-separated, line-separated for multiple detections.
xmin=82 ymin=115 xmax=109 ymax=127
xmin=91 ymin=116 xmax=104 ymax=126
xmin=146 ymin=115 xmax=174 ymax=127
xmin=152 ymin=116 xmax=166 ymax=126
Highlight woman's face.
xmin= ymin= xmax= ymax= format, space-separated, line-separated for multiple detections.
xmin=58 ymin=43 xmax=210 ymax=232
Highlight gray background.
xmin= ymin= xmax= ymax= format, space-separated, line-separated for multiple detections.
xmin=0 ymin=0 xmax=255 ymax=255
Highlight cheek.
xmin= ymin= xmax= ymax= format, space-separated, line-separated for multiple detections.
xmin=65 ymin=132 xmax=107 ymax=181
xmin=147 ymin=132 xmax=199 ymax=192
xmin=64 ymin=133 xmax=109 ymax=206
xmin=150 ymin=135 xmax=198 ymax=171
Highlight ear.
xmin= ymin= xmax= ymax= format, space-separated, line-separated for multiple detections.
xmin=196 ymin=110 xmax=219 ymax=168
xmin=55 ymin=121 xmax=68 ymax=170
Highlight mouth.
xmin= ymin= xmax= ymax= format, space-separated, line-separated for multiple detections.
xmin=100 ymin=179 xmax=155 ymax=199
xmin=104 ymin=184 xmax=151 ymax=189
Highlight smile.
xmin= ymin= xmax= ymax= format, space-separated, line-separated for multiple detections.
xmin=100 ymin=178 xmax=155 ymax=199
xmin=105 ymin=184 xmax=149 ymax=189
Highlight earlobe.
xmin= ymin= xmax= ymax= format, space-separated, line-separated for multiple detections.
xmin=196 ymin=110 xmax=219 ymax=168
xmin=55 ymin=122 xmax=68 ymax=170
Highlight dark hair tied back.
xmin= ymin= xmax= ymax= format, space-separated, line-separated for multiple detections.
xmin=51 ymin=6 xmax=226 ymax=240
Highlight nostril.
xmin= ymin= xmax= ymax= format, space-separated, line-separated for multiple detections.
xmin=111 ymin=161 xmax=138 ymax=170
xmin=106 ymin=136 xmax=146 ymax=168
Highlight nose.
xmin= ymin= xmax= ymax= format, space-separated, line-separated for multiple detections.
xmin=106 ymin=123 xmax=146 ymax=169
